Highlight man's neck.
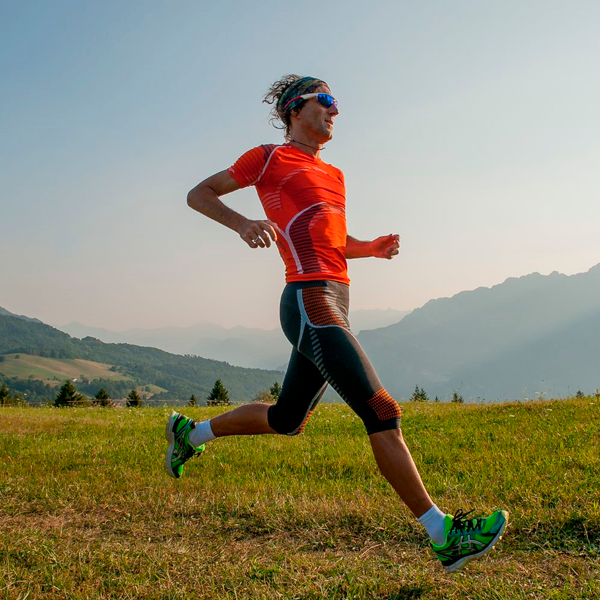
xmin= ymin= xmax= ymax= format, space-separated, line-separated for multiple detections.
xmin=288 ymin=136 xmax=324 ymax=158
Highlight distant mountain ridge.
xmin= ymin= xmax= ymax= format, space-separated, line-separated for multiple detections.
xmin=5 ymin=265 xmax=599 ymax=403
xmin=58 ymin=308 xmax=410 ymax=369
xmin=59 ymin=321 xmax=289 ymax=370
xmin=0 ymin=307 xmax=42 ymax=324
xmin=358 ymin=264 xmax=600 ymax=400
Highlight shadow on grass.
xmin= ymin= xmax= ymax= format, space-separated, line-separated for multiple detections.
xmin=297 ymin=587 xmax=427 ymax=600
xmin=385 ymin=586 xmax=427 ymax=600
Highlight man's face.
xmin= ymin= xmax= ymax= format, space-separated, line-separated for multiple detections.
xmin=294 ymin=84 xmax=339 ymax=143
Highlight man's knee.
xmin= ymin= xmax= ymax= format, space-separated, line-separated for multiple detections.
xmin=362 ymin=388 xmax=402 ymax=435
xmin=267 ymin=404 xmax=311 ymax=436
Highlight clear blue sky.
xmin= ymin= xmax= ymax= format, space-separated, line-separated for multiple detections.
xmin=2 ymin=0 xmax=599 ymax=330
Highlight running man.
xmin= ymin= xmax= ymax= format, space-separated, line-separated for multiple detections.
xmin=166 ymin=75 xmax=508 ymax=573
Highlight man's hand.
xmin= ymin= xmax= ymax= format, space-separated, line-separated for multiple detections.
xmin=239 ymin=219 xmax=279 ymax=249
xmin=371 ymin=234 xmax=400 ymax=259
xmin=345 ymin=234 xmax=400 ymax=259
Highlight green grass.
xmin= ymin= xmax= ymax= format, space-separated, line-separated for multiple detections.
xmin=0 ymin=399 xmax=599 ymax=599
xmin=0 ymin=354 xmax=132 ymax=386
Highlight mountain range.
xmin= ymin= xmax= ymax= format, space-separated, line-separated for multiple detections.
xmin=3 ymin=263 xmax=599 ymax=403
xmin=358 ymin=264 xmax=600 ymax=400
xmin=58 ymin=308 xmax=411 ymax=370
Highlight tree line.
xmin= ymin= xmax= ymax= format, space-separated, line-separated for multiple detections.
xmin=409 ymin=385 xmax=463 ymax=404
xmin=0 ymin=378 xmax=284 ymax=408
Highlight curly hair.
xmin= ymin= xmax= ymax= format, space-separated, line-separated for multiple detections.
xmin=263 ymin=74 xmax=327 ymax=140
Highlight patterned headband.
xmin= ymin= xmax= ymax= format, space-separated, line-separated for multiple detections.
xmin=278 ymin=76 xmax=328 ymax=113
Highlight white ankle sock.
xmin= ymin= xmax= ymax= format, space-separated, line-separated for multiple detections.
xmin=188 ymin=419 xmax=216 ymax=447
xmin=417 ymin=505 xmax=447 ymax=545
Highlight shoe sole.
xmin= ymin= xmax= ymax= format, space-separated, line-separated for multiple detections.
xmin=444 ymin=510 xmax=509 ymax=573
xmin=165 ymin=411 xmax=179 ymax=479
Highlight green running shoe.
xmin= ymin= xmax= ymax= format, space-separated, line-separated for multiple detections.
xmin=165 ymin=411 xmax=205 ymax=479
xmin=431 ymin=509 xmax=508 ymax=573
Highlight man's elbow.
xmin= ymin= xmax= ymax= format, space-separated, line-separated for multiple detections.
xmin=186 ymin=189 xmax=196 ymax=209
xmin=187 ymin=186 xmax=205 ymax=211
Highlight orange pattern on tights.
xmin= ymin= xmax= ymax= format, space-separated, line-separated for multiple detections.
xmin=301 ymin=287 xmax=346 ymax=327
xmin=297 ymin=410 xmax=314 ymax=434
xmin=367 ymin=389 xmax=402 ymax=421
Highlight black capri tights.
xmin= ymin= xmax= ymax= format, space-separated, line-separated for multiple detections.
xmin=267 ymin=281 xmax=401 ymax=436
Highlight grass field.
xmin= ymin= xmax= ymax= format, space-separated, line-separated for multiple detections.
xmin=1 ymin=399 xmax=599 ymax=599
xmin=0 ymin=354 xmax=132 ymax=386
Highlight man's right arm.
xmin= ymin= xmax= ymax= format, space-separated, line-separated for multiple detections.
xmin=187 ymin=170 xmax=277 ymax=249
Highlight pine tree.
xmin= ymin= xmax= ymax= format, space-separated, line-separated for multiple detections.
xmin=188 ymin=394 xmax=197 ymax=407
xmin=452 ymin=391 xmax=464 ymax=404
xmin=410 ymin=385 xmax=429 ymax=402
xmin=93 ymin=388 xmax=114 ymax=407
xmin=126 ymin=389 xmax=143 ymax=407
xmin=269 ymin=382 xmax=282 ymax=400
xmin=0 ymin=384 xmax=9 ymax=406
xmin=207 ymin=379 xmax=230 ymax=406
xmin=54 ymin=380 xmax=88 ymax=407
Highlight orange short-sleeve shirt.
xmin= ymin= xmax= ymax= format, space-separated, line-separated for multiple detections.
xmin=228 ymin=143 xmax=349 ymax=285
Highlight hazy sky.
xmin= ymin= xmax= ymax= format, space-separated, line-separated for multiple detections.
xmin=2 ymin=0 xmax=599 ymax=330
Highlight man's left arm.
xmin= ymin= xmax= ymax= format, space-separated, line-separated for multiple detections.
xmin=345 ymin=234 xmax=400 ymax=260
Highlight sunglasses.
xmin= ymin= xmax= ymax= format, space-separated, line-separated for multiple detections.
xmin=283 ymin=93 xmax=338 ymax=111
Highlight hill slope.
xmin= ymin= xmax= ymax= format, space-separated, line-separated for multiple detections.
xmin=359 ymin=264 xmax=600 ymax=400
xmin=0 ymin=306 xmax=42 ymax=323
xmin=0 ymin=354 xmax=133 ymax=385
xmin=0 ymin=315 xmax=282 ymax=402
